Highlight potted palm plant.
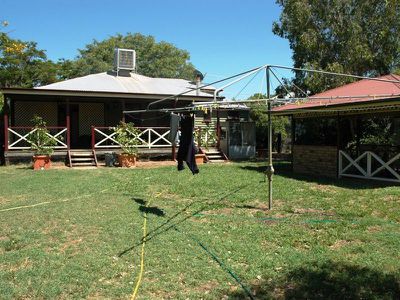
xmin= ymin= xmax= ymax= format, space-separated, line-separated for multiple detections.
xmin=113 ymin=122 xmax=141 ymax=168
xmin=27 ymin=115 xmax=57 ymax=170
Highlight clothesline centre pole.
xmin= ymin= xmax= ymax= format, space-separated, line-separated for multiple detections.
xmin=266 ymin=66 xmax=274 ymax=210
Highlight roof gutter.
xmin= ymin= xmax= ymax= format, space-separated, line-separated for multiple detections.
xmin=272 ymin=97 xmax=400 ymax=116
xmin=1 ymin=88 xmax=215 ymax=101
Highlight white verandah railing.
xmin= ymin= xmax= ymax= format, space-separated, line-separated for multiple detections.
xmin=92 ymin=127 xmax=174 ymax=149
xmin=7 ymin=127 xmax=68 ymax=150
xmin=339 ymin=150 xmax=400 ymax=183
xmin=195 ymin=125 xmax=218 ymax=148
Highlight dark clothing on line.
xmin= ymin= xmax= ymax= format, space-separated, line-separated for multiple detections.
xmin=169 ymin=113 xmax=180 ymax=144
xmin=177 ymin=115 xmax=199 ymax=174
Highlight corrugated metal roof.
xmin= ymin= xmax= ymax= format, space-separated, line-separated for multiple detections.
xmin=36 ymin=72 xmax=215 ymax=98
xmin=273 ymin=74 xmax=400 ymax=113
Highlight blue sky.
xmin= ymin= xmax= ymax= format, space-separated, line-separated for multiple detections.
xmin=2 ymin=0 xmax=294 ymax=98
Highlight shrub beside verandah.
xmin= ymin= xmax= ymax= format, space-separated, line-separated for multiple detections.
xmin=113 ymin=121 xmax=141 ymax=167
xmin=27 ymin=115 xmax=58 ymax=170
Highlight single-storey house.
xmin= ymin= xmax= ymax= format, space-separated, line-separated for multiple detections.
xmin=1 ymin=49 xmax=255 ymax=166
xmin=273 ymin=74 xmax=400 ymax=183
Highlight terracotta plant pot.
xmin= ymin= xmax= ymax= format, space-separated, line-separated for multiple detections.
xmin=33 ymin=155 xmax=51 ymax=170
xmin=118 ymin=153 xmax=137 ymax=168
xmin=195 ymin=154 xmax=205 ymax=165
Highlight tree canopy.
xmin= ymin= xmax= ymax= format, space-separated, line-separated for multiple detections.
xmin=0 ymin=21 xmax=57 ymax=110
xmin=0 ymin=31 xmax=199 ymax=110
xmin=59 ymin=33 xmax=197 ymax=80
xmin=248 ymin=93 xmax=290 ymax=150
xmin=0 ymin=33 xmax=58 ymax=89
xmin=273 ymin=0 xmax=400 ymax=94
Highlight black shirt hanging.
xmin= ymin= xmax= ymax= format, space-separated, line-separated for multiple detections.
xmin=177 ymin=115 xmax=199 ymax=175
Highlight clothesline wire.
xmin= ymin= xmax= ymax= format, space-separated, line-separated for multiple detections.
xmin=126 ymin=93 xmax=399 ymax=115
xmin=126 ymin=114 xmax=170 ymax=122
xmin=269 ymin=68 xmax=292 ymax=98
xmin=123 ymin=64 xmax=400 ymax=116
xmin=233 ymin=69 xmax=263 ymax=100
xmin=146 ymin=65 xmax=267 ymax=110
xmin=269 ymin=64 xmax=400 ymax=84
xmin=271 ymin=67 xmax=309 ymax=98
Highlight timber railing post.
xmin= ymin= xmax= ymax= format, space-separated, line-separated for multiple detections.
xmin=338 ymin=150 xmax=343 ymax=178
xmin=367 ymin=151 xmax=372 ymax=177
xmin=91 ymin=126 xmax=95 ymax=150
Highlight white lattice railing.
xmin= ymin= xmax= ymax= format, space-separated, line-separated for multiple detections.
xmin=92 ymin=127 xmax=174 ymax=149
xmin=195 ymin=126 xmax=218 ymax=148
xmin=7 ymin=127 xmax=68 ymax=150
xmin=339 ymin=150 xmax=400 ymax=183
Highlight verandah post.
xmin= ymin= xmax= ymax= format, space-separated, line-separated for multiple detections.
xmin=3 ymin=98 xmax=9 ymax=152
xmin=66 ymin=100 xmax=70 ymax=149
xmin=216 ymin=108 xmax=220 ymax=149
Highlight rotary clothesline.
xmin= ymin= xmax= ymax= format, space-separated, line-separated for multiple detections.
xmin=122 ymin=64 xmax=400 ymax=210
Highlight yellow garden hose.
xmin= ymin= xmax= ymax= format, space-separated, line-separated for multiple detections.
xmin=131 ymin=209 xmax=148 ymax=300
xmin=131 ymin=194 xmax=159 ymax=300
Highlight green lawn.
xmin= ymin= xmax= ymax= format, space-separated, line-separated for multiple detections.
xmin=0 ymin=162 xmax=399 ymax=299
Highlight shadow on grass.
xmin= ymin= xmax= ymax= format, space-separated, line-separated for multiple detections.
xmin=118 ymin=185 xmax=249 ymax=257
xmin=139 ymin=205 xmax=165 ymax=216
xmin=132 ymin=198 xmax=165 ymax=216
xmin=228 ymin=260 xmax=400 ymax=299
xmin=235 ymin=204 xmax=270 ymax=211
xmin=240 ymin=162 xmax=398 ymax=189
xmin=133 ymin=198 xmax=146 ymax=206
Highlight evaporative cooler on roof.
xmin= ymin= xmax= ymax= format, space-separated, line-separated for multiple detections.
xmin=114 ymin=48 xmax=136 ymax=75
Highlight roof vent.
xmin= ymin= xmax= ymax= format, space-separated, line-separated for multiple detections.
xmin=114 ymin=48 xmax=136 ymax=75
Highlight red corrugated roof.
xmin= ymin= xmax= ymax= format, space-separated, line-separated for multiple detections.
xmin=273 ymin=74 xmax=400 ymax=112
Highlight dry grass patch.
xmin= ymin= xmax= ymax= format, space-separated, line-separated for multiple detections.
xmin=293 ymin=207 xmax=336 ymax=216
xmin=329 ymin=239 xmax=362 ymax=250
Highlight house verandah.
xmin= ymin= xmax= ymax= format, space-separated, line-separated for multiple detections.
xmin=273 ymin=74 xmax=400 ymax=184
xmin=287 ymin=108 xmax=400 ymax=183
xmin=1 ymin=89 xmax=254 ymax=166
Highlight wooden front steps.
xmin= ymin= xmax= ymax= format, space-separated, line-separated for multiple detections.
xmin=202 ymin=147 xmax=228 ymax=163
xmin=68 ymin=150 xmax=98 ymax=167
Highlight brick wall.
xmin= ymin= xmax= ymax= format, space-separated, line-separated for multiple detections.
xmin=293 ymin=145 xmax=338 ymax=178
